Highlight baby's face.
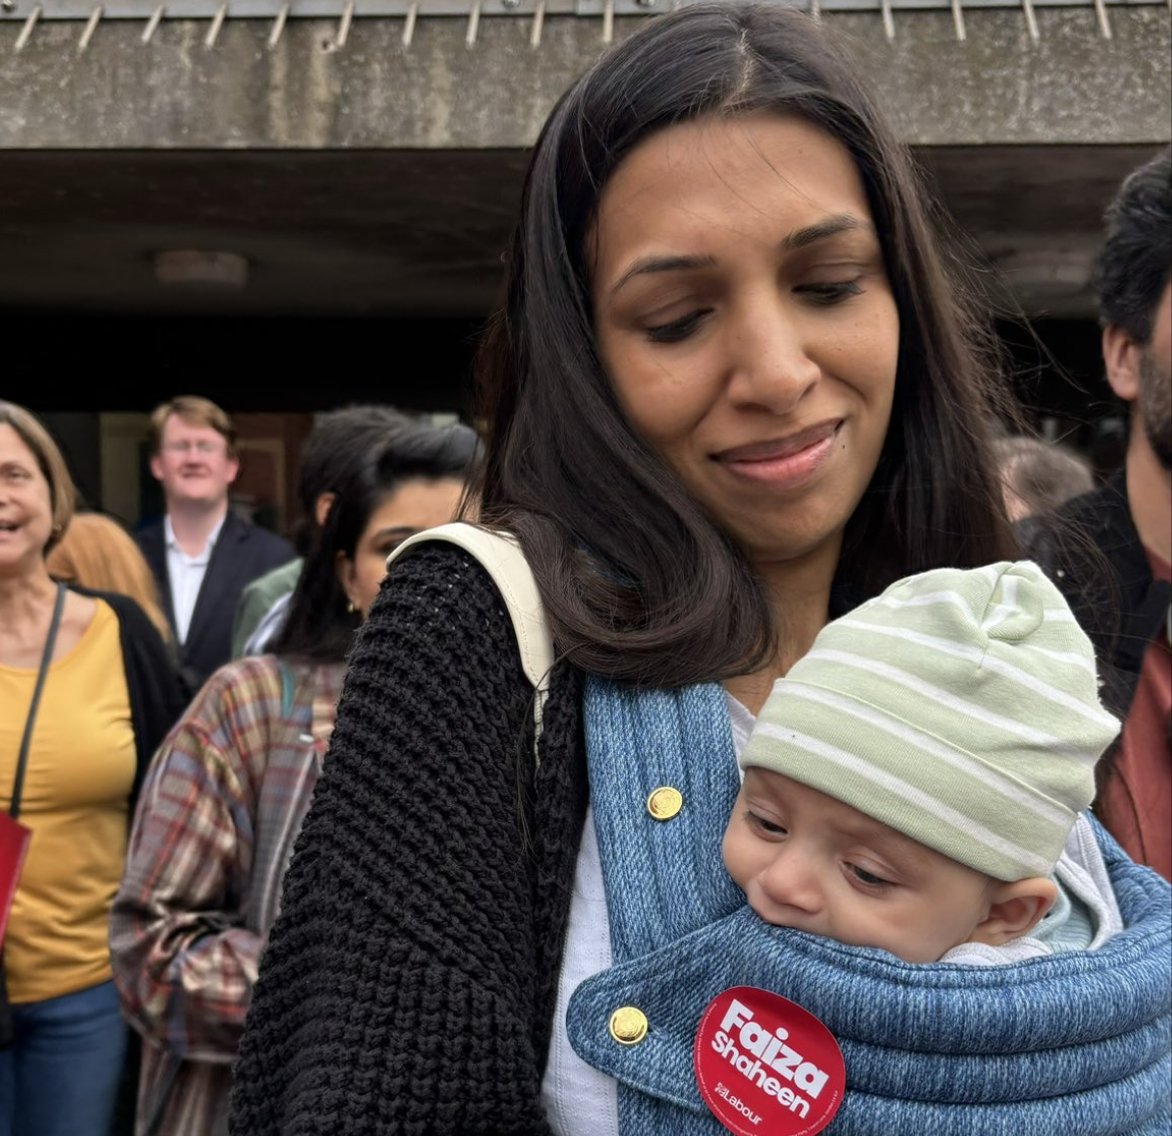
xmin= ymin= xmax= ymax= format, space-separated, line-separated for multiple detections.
xmin=723 ymin=768 xmax=996 ymax=963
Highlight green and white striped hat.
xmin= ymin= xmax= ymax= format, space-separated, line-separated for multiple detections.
xmin=741 ymin=561 xmax=1120 ymax=881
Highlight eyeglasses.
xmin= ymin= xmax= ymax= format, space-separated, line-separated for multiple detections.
xmin=162 ymin=440 xmax=226 ymax=456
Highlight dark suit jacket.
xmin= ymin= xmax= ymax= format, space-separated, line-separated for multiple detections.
xmin=137 ymin=510 xmax=295 ymax=696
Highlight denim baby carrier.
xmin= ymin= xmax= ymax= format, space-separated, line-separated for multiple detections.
xmin=566 ymin=679 xmax=1172 ymax=1136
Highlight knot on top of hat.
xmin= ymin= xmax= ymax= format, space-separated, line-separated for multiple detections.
xmin=978 ymin=561 xmax=1052 ymax=644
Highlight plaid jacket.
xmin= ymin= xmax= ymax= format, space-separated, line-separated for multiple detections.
xmin=110 ymin=654 xmax=345 ymax=1136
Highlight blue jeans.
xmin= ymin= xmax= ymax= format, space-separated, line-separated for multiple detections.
xmin=0 ymin=979 xmax=128 ymax=1136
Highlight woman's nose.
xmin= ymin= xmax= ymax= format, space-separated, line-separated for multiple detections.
xmin=726 ymin=295 xmax=821 ymax=415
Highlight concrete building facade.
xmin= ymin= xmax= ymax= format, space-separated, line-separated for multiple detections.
xmin=1 ymin=0 xmax=1168 ymax=524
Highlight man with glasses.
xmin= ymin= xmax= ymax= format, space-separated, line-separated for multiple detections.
xmin=136 ymin=396 xmax=294 ymax=694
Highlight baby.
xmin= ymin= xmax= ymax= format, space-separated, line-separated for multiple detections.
xmin=723 ymin=560 xmax=1123 ymax=964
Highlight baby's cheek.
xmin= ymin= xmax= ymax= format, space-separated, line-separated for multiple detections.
xmin=720 ymin=823 xmax=746 ymax=888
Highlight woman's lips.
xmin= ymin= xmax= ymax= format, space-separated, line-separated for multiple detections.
xmin=714 ymin=422 xmax=842 ymax=489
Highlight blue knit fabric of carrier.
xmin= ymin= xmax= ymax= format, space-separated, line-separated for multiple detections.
xmin=566 ymin=678 xmax=1172 ymax=1136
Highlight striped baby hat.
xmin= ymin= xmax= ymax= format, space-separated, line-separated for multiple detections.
xmin=741 ymin=561 xmax=1120 ymax=881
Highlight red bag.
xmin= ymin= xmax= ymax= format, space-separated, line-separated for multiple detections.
xmin=1 ymin=583 xmax=64 ymax=1048
xmin=0 ymin=814 xmax=31 ymax=947
xmin=3 ymin=585 xmax=64 ymax=928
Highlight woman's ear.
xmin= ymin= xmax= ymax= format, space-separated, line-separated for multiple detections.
xmin=969 ymin=878 xmax=1058 ymax=947
xmin=335 ymin=549 xmax=356 ymax=610
xmin=315 ymin=491 xmax=337 ymax=528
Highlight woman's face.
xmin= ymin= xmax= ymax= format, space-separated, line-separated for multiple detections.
xmin=337 ymin=476 xmax=465 ymax=618
xmin=592 ymin=112 xmax=899 ymax=573
xmin=0 ymin=423 xmax=54 ymax=576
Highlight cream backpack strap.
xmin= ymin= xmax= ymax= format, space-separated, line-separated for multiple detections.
xmin=386 ymin=522 xmax=554 ymax=764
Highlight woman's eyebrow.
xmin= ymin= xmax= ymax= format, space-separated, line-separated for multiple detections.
xmin=780 ymin=214 xmax=871 ymax=252
xmin=609 ymin=253 xmax=717 ymax=297
xmin=372 ymin=525 xmax=419 ymax=542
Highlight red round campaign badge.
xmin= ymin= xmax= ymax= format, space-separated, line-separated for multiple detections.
xmin=693 ymin=986 xmax=846 ymax=1136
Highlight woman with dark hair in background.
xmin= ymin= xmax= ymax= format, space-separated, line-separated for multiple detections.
xmin=230 ymin=403 xmax=417 ymax=658
xmin=224 ymin=3 xmax=1172 ymax=1133
xmin=0 ymin=402 xmax=185 ymax=1136
xmin=109 ymin=416 xmax=478 ymax=1136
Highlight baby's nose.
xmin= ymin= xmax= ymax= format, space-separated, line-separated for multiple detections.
xmin=757 ymin=845 xmax=825 ymax=915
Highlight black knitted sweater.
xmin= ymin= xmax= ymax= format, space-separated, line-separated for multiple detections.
xmin=230 ymin=543 xmax=589 ymax=1135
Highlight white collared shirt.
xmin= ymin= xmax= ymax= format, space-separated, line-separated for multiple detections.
xmin=164 ymin=513 xmax=226 ymax=645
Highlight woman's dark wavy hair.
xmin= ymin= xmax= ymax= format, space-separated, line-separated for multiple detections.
xmin=471 ymin=2 xmax=1016 ymax=687
xmin=273 ymin=419 xmax=480 ymax=663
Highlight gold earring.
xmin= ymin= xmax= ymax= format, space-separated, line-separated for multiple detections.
xmin=346 ymin=599 xmax=357 ymax=614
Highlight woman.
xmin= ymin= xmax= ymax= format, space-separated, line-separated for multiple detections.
xmin=231 ymin=5 xmax=1026 ymax=1132
xmin=0 ymin=402 xmax=185 ymax=1136
xmin=47 ymin=511 xmax=173 ymax=646
xmin=109 ymin=417 xmax=478 ymax=1136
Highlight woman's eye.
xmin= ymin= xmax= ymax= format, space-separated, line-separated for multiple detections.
xmin=849 ymin=863 xmax=893 ymax=888
xmin=376 ymin=532 xmax=416 ymax=558
xmin=795 ymin=280 xmax=863 ymax=306
xmin=645 ymin=309 xmax=709 ymax=343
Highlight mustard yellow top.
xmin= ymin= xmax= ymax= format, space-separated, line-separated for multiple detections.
xmin=0 ymin=598 xmax=135 ymax=1003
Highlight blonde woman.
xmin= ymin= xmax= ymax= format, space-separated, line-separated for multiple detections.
xmin=0 ymin=402 xmax=186 ymax=1136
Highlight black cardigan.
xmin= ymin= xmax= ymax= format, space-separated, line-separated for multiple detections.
xmin=231 ymin=544 xmax=589 ymax=1135
xmin=71 ymin=586 xmax=189 ymax=800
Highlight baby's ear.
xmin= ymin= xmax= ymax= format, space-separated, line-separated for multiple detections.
xmin=969 ymin=878 xmax=1058 ymax=946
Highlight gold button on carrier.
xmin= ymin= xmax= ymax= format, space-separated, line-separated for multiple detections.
xmin=646 ymin=786 xmax=683 ymax=821
xmin=609 ymin=1006 xmax=649 ymax=1046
